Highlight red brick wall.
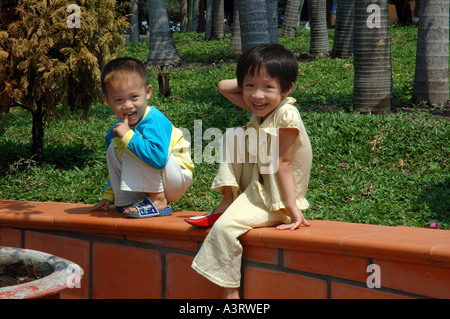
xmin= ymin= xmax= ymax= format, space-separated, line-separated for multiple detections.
xmin=0 ymin=200 xmax=449 ymax=299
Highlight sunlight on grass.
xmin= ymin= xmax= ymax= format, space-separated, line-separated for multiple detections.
xmin=0 ymin=26 xmax=448 ymax=229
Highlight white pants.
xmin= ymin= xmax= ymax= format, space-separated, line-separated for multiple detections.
xmin=107 ymin=144 xmax=193 ymax=207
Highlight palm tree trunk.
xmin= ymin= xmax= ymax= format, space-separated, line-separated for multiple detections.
xmin=180 ymin=1 xmax=188 ymax=32
xmin=266 ymin=0 xmax=278 ymax=44
xmin=230 ymin=0 xmax=241 ymax=53
xmin=191 ymin=0 xmax=200 ymax=32
xmin=205 ymin=0 xmax=212 ymax=40
xmin=280 ymin=0 xmax=305 ymax=38
xmin=309 ymin=0 xmax=330 ymax=55
xmin=331 ymin=0 xmax=354 ymax=58
xmin=147 ymin=0 xmax=181 ymax=67
xmin=353 ymin=0 xmax=392 ymax=113
xmin=212 ymin=0 xmax=225 ymax=40
xmin=187 ymin=0 xmax=194 ymax=31
xmin=238 ymin=0 xmax=270 ymax=53
xmin=412 ymin=0 xmax=449 ymax=107
xmin=130 ymin=0 xmax=139 ymax=42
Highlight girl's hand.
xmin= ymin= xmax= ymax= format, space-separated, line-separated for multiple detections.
xmin=276 ymin=206 xmax=311 ymax=231
xmin=218 ymin=79 xmax=250 ymax=112
xmin=276 ymin=128 xmax=310 ymax=231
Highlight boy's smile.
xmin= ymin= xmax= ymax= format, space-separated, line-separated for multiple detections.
xmin=103 ymin=75 xmax=152 ymax=126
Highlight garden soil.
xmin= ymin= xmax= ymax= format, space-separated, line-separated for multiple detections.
xmin=0 ymin=260 xmax=42 ymax=288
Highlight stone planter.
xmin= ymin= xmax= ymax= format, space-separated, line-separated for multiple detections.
xmin=0 ymin=246 xmax=83 ymax=299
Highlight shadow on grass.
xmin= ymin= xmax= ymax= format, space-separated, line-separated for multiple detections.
xmin=0 ymin=142 xmax=99 ymax=175
xmin=414 ymin=177 xmax=450 ymax=228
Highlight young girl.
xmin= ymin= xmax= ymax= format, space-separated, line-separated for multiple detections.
xmin=186 ymin=44 xmax=313 ymax=299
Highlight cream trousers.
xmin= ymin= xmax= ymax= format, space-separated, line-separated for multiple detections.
xmin=191 ymin=152 xmax=290 ymax=288
xmin=107 ymin=143 xmax=192 ymax=207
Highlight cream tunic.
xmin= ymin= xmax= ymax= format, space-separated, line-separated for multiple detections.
xmin=192 ymin=97 xmax=312 ymax=288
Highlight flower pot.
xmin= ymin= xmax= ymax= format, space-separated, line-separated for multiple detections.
xmin=0 ymin=246 xmax=83 ymax=299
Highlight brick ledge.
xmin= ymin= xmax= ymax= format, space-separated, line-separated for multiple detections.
xmin=1 ymin=200 xmax=449 ymax=267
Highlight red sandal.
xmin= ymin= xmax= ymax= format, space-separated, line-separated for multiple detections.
xmin=185 ymin=209 xmax=223 ymax=227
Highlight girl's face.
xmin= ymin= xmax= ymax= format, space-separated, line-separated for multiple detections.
xmin=103 ymin=74 xmax=152 ymax=126
xmin=242 ymin=67 xmax=292 ymax=119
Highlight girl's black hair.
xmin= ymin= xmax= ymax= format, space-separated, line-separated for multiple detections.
xmin=236 ymin=44 xmax=298 ymax=93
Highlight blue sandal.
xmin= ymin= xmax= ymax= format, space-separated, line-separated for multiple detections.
xmin=123 ymin=197 xmax=173 ymax=218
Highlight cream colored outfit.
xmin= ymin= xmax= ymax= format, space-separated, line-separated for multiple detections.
xmin=191 ymin=98 xmax=312 ymax=288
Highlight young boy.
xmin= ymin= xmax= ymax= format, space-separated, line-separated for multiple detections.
xmin=91 ymin=57 xmax=193 ymax=218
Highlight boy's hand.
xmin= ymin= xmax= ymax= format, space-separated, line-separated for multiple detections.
xmin=90 ymin=199 xmax=111 ymax=211
xmin=276 ymin=207 xmax=311 ymax=231
xmin=113 ymin=115 xmax=130 ymax=138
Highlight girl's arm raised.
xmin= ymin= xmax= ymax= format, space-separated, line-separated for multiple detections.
xmin=275 ymin=128 xmax=311 ymax=230
xmin=218 ymin=79 xmax=251 ymax=112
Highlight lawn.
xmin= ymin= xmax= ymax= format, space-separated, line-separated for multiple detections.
xmin=0 ymin=25 xmax=448 ymax=229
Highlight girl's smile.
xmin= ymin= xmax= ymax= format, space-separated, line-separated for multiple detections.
xmin=242 ymin=68 xmax=292 ymax=119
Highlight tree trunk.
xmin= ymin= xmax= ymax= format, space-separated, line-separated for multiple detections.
xmin=31 ymin=103 xmax=44 ymax=164
xmin=230 ymin=0 xmax=242 ymax=53
xmin=353 ymin=0 xmax=392 ymax=113
xmin=187 ymin=0 xmax=194 ymax=31
xmin=180 ymin=1 xmax=188 ymax=32
xmin=280 ymin=0 xmax=305 ymax=38
xmin=130 ymin=0 xmax=139 ymax=42
xmin=147 ymin=0 xmax=181 ymax=67
xmin=238 ymin=0 xmax=270 ymax=53
xmin=412 ymin=0 xmax=449 ymax=107
xmin=205 ymin=0 xmax=212 ymax=40
xmin=331 ymin=0 xmax=354 ymax=58
xmin=308 ymin=0 xmax=330 ymax=55
xmin=191 ymin=0 xmax=200 ymax=32
xmin=212 ymin=0 xmax=225 ymax=40
xmin=266 ymin=0 xmax=278 ymax=44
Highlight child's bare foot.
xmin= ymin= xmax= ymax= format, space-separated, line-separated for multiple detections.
xmin=213 ymin=186 xmax=234 ymax=214
xmin=213 ymin=197 xmax=233 ymax=215
xmin=223 ymin=288 xmax=240 ymax=299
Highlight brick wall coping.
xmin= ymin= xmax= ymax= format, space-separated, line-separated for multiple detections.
xmin=1 ymin=199 xmax=449 ymax=268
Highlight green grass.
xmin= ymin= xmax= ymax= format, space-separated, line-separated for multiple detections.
xmin=0 ymin=26 xmax=449 ymax=229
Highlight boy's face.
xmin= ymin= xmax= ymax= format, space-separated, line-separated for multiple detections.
xmin=242 ymin=67 xmax=293 ymax=120
xmin=102 ymin=73 xmax=152 ymax=126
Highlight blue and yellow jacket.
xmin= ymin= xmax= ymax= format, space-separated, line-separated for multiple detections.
xmin=102 ymin=106 xmax=193 ymax=202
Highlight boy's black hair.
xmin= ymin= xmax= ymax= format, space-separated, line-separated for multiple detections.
xmin=236 ymin=44 xmax=298 ymax=93
xmin=101 ymin=57 xmax=148 ymax=95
